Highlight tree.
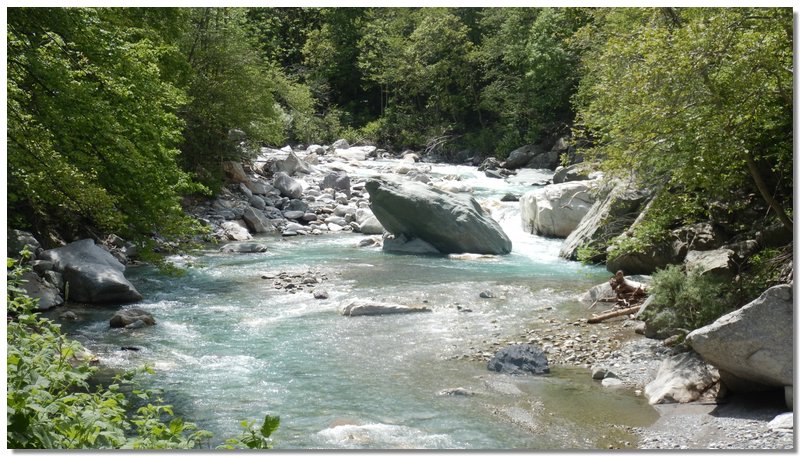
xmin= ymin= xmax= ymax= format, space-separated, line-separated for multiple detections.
xmin=7 ymin=8 xmax=204 ymax=245
xmin=575 ymin=7 xmax=793 ymax=235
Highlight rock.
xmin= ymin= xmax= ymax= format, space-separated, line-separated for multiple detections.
xmin=43 ymin=270 xmax=64 ymax=291
xmin=239 ymin=182 xmax=253 ymax=198
xmin=313 ymin=289 xmax=329 ymax=300
xmin=331 ymin=138 xmax=350 ymax=149
xmin=245 ymin=180 xmax=273 ymax=195
xmin=124 ymin=320 xmax=147 ymax=330
xmin=340 ymin=299 xmax=431 ymax=317
xmin=365 ymin=176 xmax=512 ymax=255
xmin=477 ymin=157 xmax=501 ymax=171
xmin=479 ymin=290 xmax=495 ymax=299
xmin=684 ymin=248 xmax=735 ymax=279
xmin=686 ymin=284 xmax=792 ymax=390
xmin=31 ymin=260 xmax=54 ymax=275
xmin=671 ymin=222 xmax=725 ymax=257
xmin=219 ymin=243 xmax=268 ymax=253
xmin=768 ymin=412 xmax=793 ymax=432
xmin=487 ymin=344 xmax=550 ymax=375
xmin=520 ymin=181 xmax=597 ymax=238
xmin=591 ymin=365 xmax=616 ymax=380
xmin=20 ymin=271 xmax=64 ymax=310
xmin=437 ymin=388 xmax=476 ymax=397
xmin=321 ymin=171 xmax=351 ymax=198
xmin=358 ymin=214 xmax=385 ymax=235
xmin=242 ymin=207 xmax=275 ymax=233
xmin=248 ymin=195 xmax=266 ymax=210
xmin=403 ymin=153 xmax=420 ymax=162
xmin=644 ymin=351 xmax=722 ymax=405
xmin=307 ymin=144 xmax=325 ymax=155
xmin=8 ymin=229 xmax=41 ymax=258
xmin=502 ymin=144 xmax=559 ymax=170
xmin=284 ymin=210 xmax=305 ymax=220
xmin=500 ymin=193 xmax=519 ymax=202
xmin=221 ymin=221 xmax=252 ymax=241
xmin=273 ymin=150 xmax=311 ymax=176
xmin=334 ymin=146 xmax=376 ymax=161
xmin=605 ymin=244 xmax=678 ymax=276
xmin=382 ymin=234 xmax=441 ymax=254
xmin=273 ymin=172 xmax=303 ymax=199
xmin=59 ymin=311 xmax=78 ymax=321
xmin=223 ymin=161 xmax=249 ymax=183
xmin=110 ymin=308 xmax=156 ymax=328
xmin=559 ymin=181 xmax=650 ymax=261
xmin=601 ymin=378 xmax=625 ymax=388
xmin=552 ymin=163 xmax=595 ymax=184
xmin=358 ymin=237 xmax=381 ymax=248
xmin=39 ymin=239 xmax=142 ymax=304
xmin=432 ymin=181 xmax=473 ymax=194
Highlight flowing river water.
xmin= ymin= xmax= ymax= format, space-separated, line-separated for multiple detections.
xmin=57 ymin=160 xmax=659 ymax=449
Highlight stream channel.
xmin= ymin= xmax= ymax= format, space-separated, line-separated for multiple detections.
xmin=57 ymin=160 xmax=659 ymax=449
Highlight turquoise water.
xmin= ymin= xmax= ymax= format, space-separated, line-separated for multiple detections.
xmin=58 ymin=166 xmax=658 ymax=449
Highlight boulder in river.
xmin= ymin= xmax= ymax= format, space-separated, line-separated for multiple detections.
xmin=487 ymin=344 xmax=550 ymax=375
xmin=686 ymin=284 xmax=792 ymax=392
xmin=321 ymin=171 xmax=351 ymax=198
xmin=340 ymin=299 xmax=431 ymax=317
xmin=110 ymin=308 xmax=156 ymax=328
xmin=272 ymin=150 xmax=311 ymax=176
xmin=365 ymin=176 xmax=512 ymax=255
xmin=502 ymin=144 xmax=558 ymax=170
xmin=219 ymin=243 xmax=268 ymax=253
xmin=21 ymin=271 xmax=64 ymax=310
xmin=520 ymin=181 xmax=596 ymax=238
xmin=39 ymin=239 xmax=142 ymax=304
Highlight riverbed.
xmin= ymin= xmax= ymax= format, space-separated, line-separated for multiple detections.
xmin=56 ymin=161 xmax=661 ymax=449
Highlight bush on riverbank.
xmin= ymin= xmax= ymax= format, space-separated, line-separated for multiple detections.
xmin=6 ymin=254 xmax=278 ymax=449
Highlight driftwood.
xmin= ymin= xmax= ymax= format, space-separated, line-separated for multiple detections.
xmin=588 ymin=305 xmax=642 ymax=324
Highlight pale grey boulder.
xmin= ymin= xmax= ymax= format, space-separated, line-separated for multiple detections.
xmin=321 ymin=171 xmax=351 ymax=198
xmin=272 ymin=150 xmax=311 ymax=176
xmin=684 ymin=248 xmax=735 ymax=279
xmin=365 ymin=176 xmax=512 ymax=255
xmin=644 ymin=351 xmax=723 ymax=405
xmin=520 ymin=181 xmax=596 ymax=238
xmin=340 ymin=299 xmax=431 ymax=316
xmin=686 ymin=284 xmax=793 ymax=391
xmin=219 ymin=243 xmax=268 ymax=253
xmin=221 ymin=221 xmax=253 ymax=241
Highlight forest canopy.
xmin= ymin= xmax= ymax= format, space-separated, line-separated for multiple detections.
xmin=6 ymin=6 xmax=793 ymax=250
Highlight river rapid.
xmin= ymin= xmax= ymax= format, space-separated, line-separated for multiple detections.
xmin=57 ymin=159 xmax=658 ymax=449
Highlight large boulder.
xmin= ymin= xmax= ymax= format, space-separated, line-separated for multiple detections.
xmin=221 ymin=221 xmax=252 ymax=241
xmin=365 ymin=176 xmax=512 ymax=255
xmin=320 ymin=171 xmax=351 ymax=198
xmin=334 ymin=146 xmax=376 ymax=161
xmin=559 ymin=181 xmax=650 ymax=261
xmin=644 ymin=351 xmax=723 ymax=405
xmin=273 ymin=172 xmax=303 ymax=199
xmin=605 ymin=243 xmax=679 ymax=276
xmin=272 ymin=150 xmax=311 ymax=176
xmin=487 ymin=344 xmax=550 ymax=375
xmin=502 ymin=144 xmax=559 ymax=170
xmin=340 ymin=299 xmax=431 ymax=317
xmin=683 ymin=248 xmax=735 ymax=279
xmin=219 ymin=243 xmax=268 ymax=254
xmin=519 ymin=181 xmax=597 ymax=238
xmin=686 ymin=284 xmax=793 ymax=391
xmin=39 ymin=239 xmax=142 ymax=304
xmin=356 ymin=208 xmax=385 ymax=235
xmin=552 ymin=163 xmax=596 ymax=184
xmin=242 ymin=207 xmax=275 ymax=234
xmin=8 ymin=229 xmax=41 ymax=258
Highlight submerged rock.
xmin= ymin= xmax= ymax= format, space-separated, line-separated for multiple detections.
xmin=110 ymin=308 xmax=156 ymax=328
xmin=219 ymin=243 xmax=268 ymax=253
xmin=340 ymin=299 xmax=431 ymax=317
xmin=365 ymin=176 xmax=512 ymax=255
xmin=487 ymin=344 xmax=550 ymax=375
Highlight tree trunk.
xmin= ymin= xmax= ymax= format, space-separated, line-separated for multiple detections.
xmin=744 ymin=150 xmax=793 ymax=234
xmin=588 ymin=305 xmax=642 ymax=324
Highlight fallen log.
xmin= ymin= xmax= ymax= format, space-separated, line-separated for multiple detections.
xmin=588 ymin=305 xmax=642 ymax=324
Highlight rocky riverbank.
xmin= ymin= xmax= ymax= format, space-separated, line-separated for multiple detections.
xmin=467 ymin=295 xmax=794 ymax=450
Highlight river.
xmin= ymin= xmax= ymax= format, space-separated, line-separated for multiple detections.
xmin=58 ymin=160 xmax=658 ymax=449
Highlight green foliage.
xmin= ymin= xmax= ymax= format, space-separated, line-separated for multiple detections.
xmin=6 ymin=256 xmax=277 ymax=449
xmin=218 ymin=415 xmax=280 ymax=449
xmin=575 ymin=8 xmax=793 ymax=230
xmin=7 ymin=7 xmax=206 ymax=243
xmin=642 ymin=265 xmax=736 ymax=332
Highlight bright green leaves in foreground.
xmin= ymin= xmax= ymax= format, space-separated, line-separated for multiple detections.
xmin=7 ymin=256 xmax=279 ymax=449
